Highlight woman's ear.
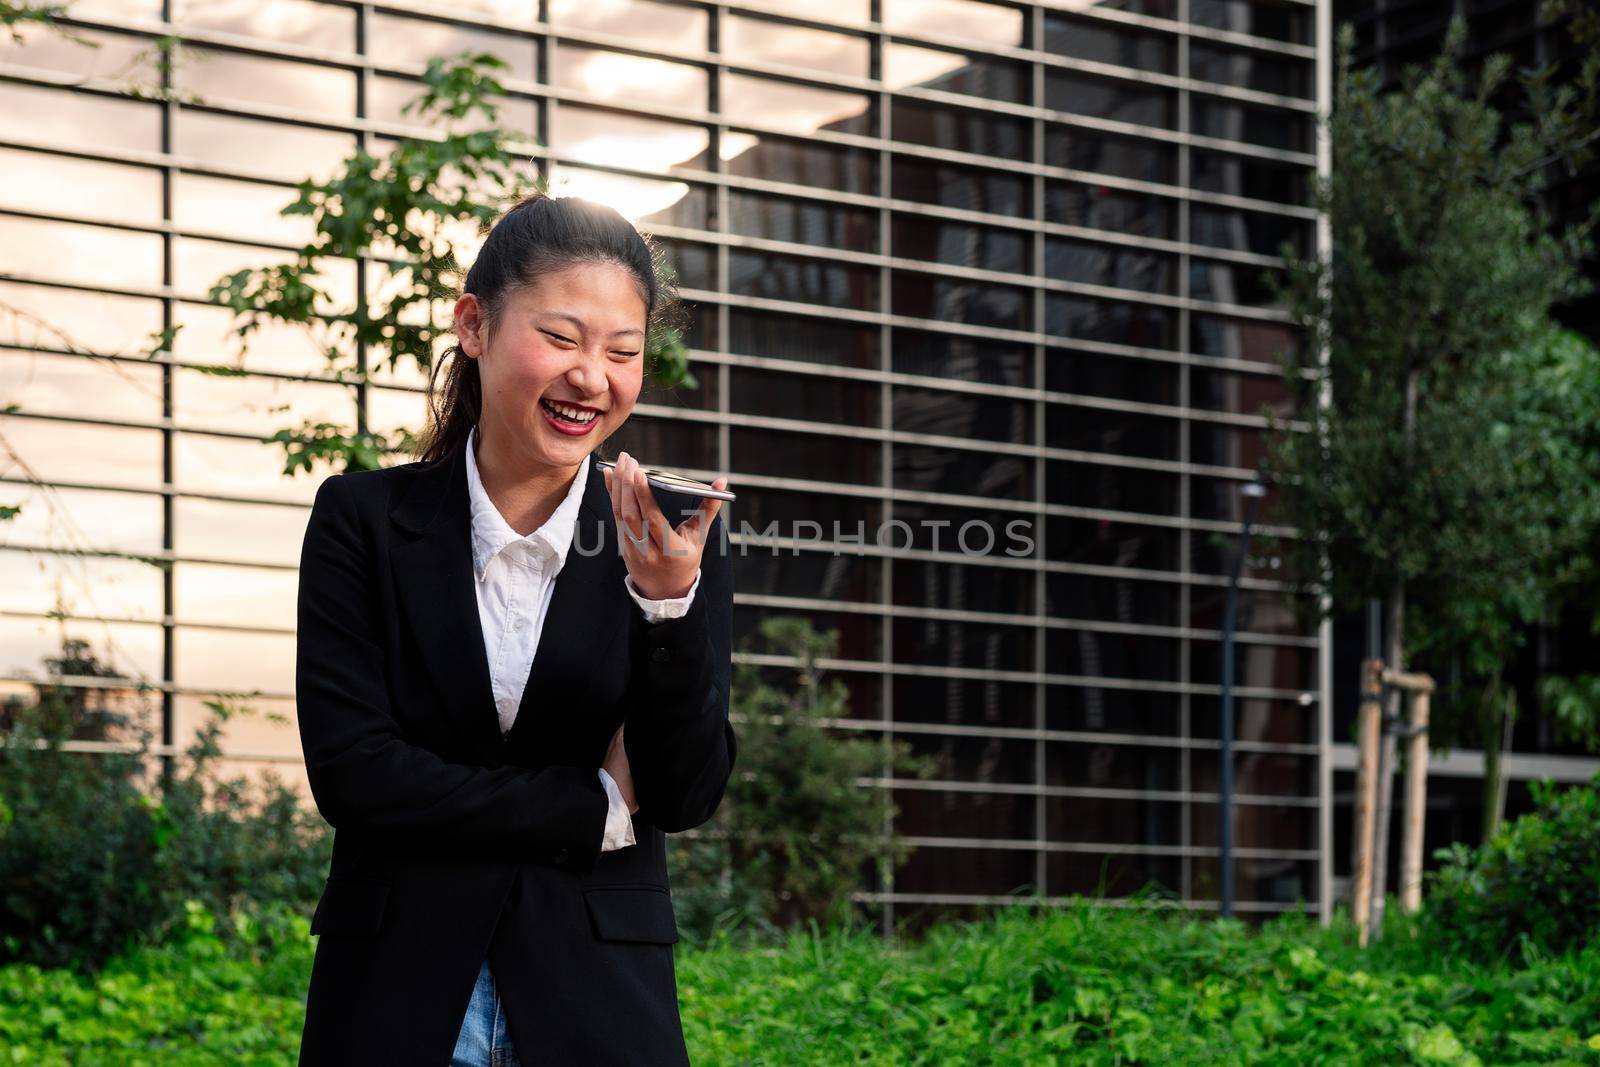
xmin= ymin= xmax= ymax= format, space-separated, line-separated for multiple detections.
xmin=455 ymin=293 xmax=483 ymax=357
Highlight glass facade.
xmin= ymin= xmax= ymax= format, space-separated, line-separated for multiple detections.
xmin=0 ymin=0 xmax=1334 ymax=925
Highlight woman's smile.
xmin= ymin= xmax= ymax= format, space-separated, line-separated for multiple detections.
xmin=538 ymin=395 xmax=603 ymax=435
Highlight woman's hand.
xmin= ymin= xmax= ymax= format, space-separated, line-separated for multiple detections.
xmin=602 ymin=451 xmax=728 ymax=601
xmin=603 ymin=723 xmax=638 ymax=814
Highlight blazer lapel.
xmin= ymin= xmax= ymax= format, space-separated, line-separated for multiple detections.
xmin=388 ymin=436 xmax=630 ymax=756
xmin=504 ymin=457 xmax=630 ymax=751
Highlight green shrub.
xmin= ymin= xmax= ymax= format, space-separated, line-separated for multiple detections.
xmin=1422 ymin=770 xmax=1600 ymax=964
xmin=0 ymin=642 xmax=330 ymax=973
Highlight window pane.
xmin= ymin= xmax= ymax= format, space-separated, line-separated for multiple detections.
xmin=1045 ymin=182 xmax=1177 ymax=241
xmin=1045 ymin=294 xmax=1176 ymax=349
xmin=1046 ymin=571 xmax=1181 ymax=626
xmin=552 ymin=107 xmax=709 ymax=173
xmin=174 ymin=497 xmax=309 ymax=566
xmin=1047 ymin=515 xmax=1180 ymax=569
xmin=893 ymin=273 xmax=1031 ymax=331
xmin=1191 ymin=0 xmax=1312 ymax=45
xmin=883 ymin=0 xmax=1027 ymax=48
xmin=175 ymin=627 xmax=294 ymax=694
xmin=1045 ymin=71 xmax=1176 ymax=130
xmin=554 ymin=46 xmax=707 ymax=111
xmin=0 ymin=218 xmax=161 ymax=290
xmin=732 ymin=426 xmax=880 ymax=483
xmin=894 ymin=443 xmax=1033 ymax=500
xmin=895 ymin=616 xmax=1035 ymax=671
xmin=172 ymin=432 xmax=315 ymax=503
xmin=1045 ymin=236 xmax=1175 ymax=295
xmin=0 ymin=24 xmax=147 ymax=80
xmin=1191 ymin=42 xmax=1312 ymax=98
xmin=891 ymin=99 xmax=1029 ymax=157
xmin=894 ymin=559 xmax=1034 ymax=617
xmin=0 ymin=149 xmax=162 ymax=227
xmin=1188 ymin=313 xmax=1297 ymax=364
xmin=2 ymin=487 xmax=162 ymax=555
xmin=725 ymin=131 xmax=875 ymax=193
xmin=173 ymin=174 xmax=314 ymax=246
xmin=892 ymin=157 xmax=1031 ymax=217
xmin=722 ymin=73 xmax=872 ymax=137
xmin=174 ymin=0 xmax=356 ymax=50
xmin=729 ymin=190 xmax=877 ymax=252
xmin=369 ymin=75 xmax=536 ymax=134
xmin=1046 ymin=348 xmax=1178 ymax=405
xmin=0 ymin=283 xmax=163 ymax=356
xmin=1190 ymin=204 xmax=1312 ymax=257
xmin=0 ymin=83 xmax=160 ymax=155
xmin=885 ymin=44 xmax=1029 ymax=103
xmin=729 ymin=308 xmax=881 ymax=369
xmin=0 ymin=617 xmax=162 ymax=684
xmin=177 ymin=47 xmax=357 ymax=121
xmin=174 ymin=562 xmax=297 ymax=630
xmin=2 ymin=419 xmax=162 ymax=490
xmin=175 ymin=369 xmax=354 ymax=436
xmin=368 ymin=13 xmax=535 ymax=81
xmin=730 ymin=248 xmax=879 ymax=310
xmin=733 ymin=546 xmax=883 ymax=603
xmin=1047 ymin=459 xmax=1178 ymax=517
xmin=730 ymin=366 xmax=881 ymax=427
xmin=0 ymin=350 xmax=163 ymax=423
xmin=1042 ymin=13 xmax=1175 ymax=73
xmin=1191 ymin=150 xmax=1312 ymax=205
xmin=723 ymin=15 xmax=869 ymax=78
xmin=892 ymin=214 xmax=1028 ymax=273
xmin=174 ymin=111 xmax=355 ymax=184
xmin=1045 ymin=126 xmax=1177 ymax=184
xmin=549 ymin=166 xmax=707 ymax=229
xmin=1192 ymin=96 xmax=1312 ymax=152
xmin=548 ymin=0 xmax=707 ymax=50
xmin=1191 ymin=258 xmax=1288 ymax=310
xmin=740 ymin=0 xmax=870 ymax=27
xmin=891 ymin=329 xmax=1031 ymax=388
xmin=1046 ymin=404 xmax=1178 ymax=460
xmin=894 ymin=384 xmax=1032 ymax=445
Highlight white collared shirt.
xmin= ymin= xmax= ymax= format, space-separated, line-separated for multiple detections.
xmin=464 ymin=424 xmax=700 ymax=853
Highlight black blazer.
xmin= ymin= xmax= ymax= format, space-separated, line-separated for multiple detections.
xmin=293 ymin=434 xmax=734 ymax=1066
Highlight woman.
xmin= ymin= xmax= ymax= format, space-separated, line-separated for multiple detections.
xmin=294 ymin=193 xmax=735 ymax=1066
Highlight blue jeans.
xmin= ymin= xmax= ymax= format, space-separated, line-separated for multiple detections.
xmin=451 ymin=958 xmax=522 ymax=1067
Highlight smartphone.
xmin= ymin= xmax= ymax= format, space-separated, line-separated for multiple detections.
xmin=595 ymin=459 xmax=736 ymax=502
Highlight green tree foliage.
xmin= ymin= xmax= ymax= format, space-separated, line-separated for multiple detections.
xmin=668 ymin=617 xmax=938 ymax=941
xmin=1423 ymin=772 xmax=1600 ymax=964
xmin=0 ymin=642 xmax=330 ymax=972
xmin=206 ymin=51 xmax=695 ymax=477
xmin=1263 ymin=15 xmax=1600 ymax=879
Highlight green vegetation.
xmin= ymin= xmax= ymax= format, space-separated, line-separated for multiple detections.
xmin=3 ymin=896 xmax=1599 ymax=1065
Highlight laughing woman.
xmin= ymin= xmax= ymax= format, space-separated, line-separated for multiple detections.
xmin=293 ymin=193 xmax=735 ymax=1066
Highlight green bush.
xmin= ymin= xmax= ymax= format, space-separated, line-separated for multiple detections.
xmin=1422 ymin=771 xmax=1600 ymax=965
xmin=0 ymin=643 xmax=330 ymax=973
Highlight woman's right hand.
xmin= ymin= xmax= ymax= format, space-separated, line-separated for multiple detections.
xmin=602 ymin=723 xmax=638 ymax=814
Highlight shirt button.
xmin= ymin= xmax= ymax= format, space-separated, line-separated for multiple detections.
xmin=513 ymin=615 xmax=526 ymax=631
xmin=651 ymin=647 xmax=670 ymax=663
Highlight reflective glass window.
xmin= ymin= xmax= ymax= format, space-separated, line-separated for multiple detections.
xmin=892 ymin=499 xmax=1038 ymax=556
xmin=1043 ymin=795 xmax=1182 ymax=846
xmin=1190 ymin=367 xmax=1290 ymax=417
xmin=896 ymin=676 xmax=1036 ymax=731
xmin=725 ymin=131 xmax=875 ymax=193
xmin=891 ymin=328 xmax=1032 ymax=388
xmin=1 ymin=486 xmax=162 ymax=556
xmin=1045 ymin=181 xmax=1177 ymax=241
xmin=883 ymin=0 xmax=1028 ymax=49
xmin=1045 ymin=571 xmax=1181 ymax=626
xmin=732 ymin=425 xmax=881 ymax=483
xmin=1191 ymin=149 xmax=1312 ymax=206
xmin=1046 ymin=515 xmax=1180 ymax=571
xmin=893 ymin=559 xmax=1035 ymax=617
xmin=369 ymin=13 xmax=536 ymax=81
xmin=729 ymin=190 xmax=877 ymax=252
xmin=1190 ymin=258 xmax=1289 ymax=310
xmin=1045 ymin=293 xmax=1176 ymax=349
xmin=1188 ymin=312 xmax=1297 ymax=364
xmin=897 ymin=786 xmax=1038 ymax=839
xmin=0 ymin=350 xmax=163 ymax=423
xmin=1048 ymin=628 xmax=1181 ymax=680
xmin=0 ymin=24 xmax=147 ymax=81
xmin=885 ymin=44 xmax=1029 ymax=104
xmin=1190 ymin=204 xmax=1312 ymax=258
xmin=172 ymin=432 xmax=317 ymax=504
xmin=0 ymin=283 xmax=163 ymax=357
xmin=733 ymin=547 xmax=883 ymax=603
xmin=175 ymin=369 xmax=355 ymax=436
xmin=0 ymin=217 xmax=162 ymax=291
xmin=174 ymin=111 xmax=355 ymax=184
xmin=891 ymin=99 xmax=1029 ymax=158
xmin=1047 ymin=459 xmax=1178 ymax=517
xmin=895 ymin=617 xmax=1035 ymax=672
xmin=548 ymin=166 xmax=709 ymax=229
xmin=652 ymin=237 xmax=715 ymax=290
xmin=548 ymin=0 xmax=708 ymax=51
xmin=893 ymin=443 xmax=1033 ymax=500
xmin=1045 ymin=71 xmax=1176 ymax=130
xmin=729 ymin=248 xmax=879 ymax=310
xmin=173 ymin=174 xmax=315 ymax=246
xmin=892 ymin=214 xmax=1028 ymax=273
xmin=174 ymin=0 xmax=356 ymax=50
xmin=2 ymin=419 xmax=162 ymax=490
xmin=734 ymin=605 xmax=882 ymax=661
xmin=174 ymin=497 xmax=309 ymax=567
xmin=174 ymin=562 xmax=298 ymax=630
xmin=1045 ymin=125 xmax=1177 ymax=184
xmin=0 ymin=617 xmax=162 ymax=685
xmin=1191 ymin=96 xmax=1311 ymax=152
xmin=1045 ymin=348 xmax=1180 ymax=405
xmin=729 ymin=308 xmax=881 ymax=369
xmin=177 ymin=48 xmax=357 ymax=121
xmin=552 ymin=107 xmax=710 ymax=173
xmin=729 ymin=366 xmax=881 ymax=427
xmin=1046 ymin=404 xmax=1178 ymax=460
xmin=1042 ymin=13 xmax=1176 ymax=73
xmin=723 ymin=15 xmax=870 ymax=78
xmin=0 ymin=149 xmax=162 ymax=227
xmin=733 ymin=485 xmax=883 ymax=543
xmin=892 ymin=384 xmax=1032 ymax=445
xmin=370 ymin=75 xmax=536 ymax=133
xmin=1045 ymin=236 xmax=1175 ymax=295
xmin=892 ymin=157 xmax=1030 ymax=217
xmin=604 ymin=417 xmax=719 ymax=471
xmin=1191 ymin=0 xmax=1312 ymax=45
xmin=893 ymin=273 xmax=1031 ymax=331
xmin=553 ymin=46 xmax=707 ymax=111
xmin=899 ymin=845 xmax=1041 ymax=897
xmin=176 ymin=626 xmax=294 ymax=694
xmin=1191 ymin=42 xmax=1312 ymax=98
xmin=0 ymin=83 xmax=160 ymax=155
xmin=722 ymin=73 xmax=873 ymax=136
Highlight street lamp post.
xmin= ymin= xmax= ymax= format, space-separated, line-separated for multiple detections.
xmin=1220 ymin=478 xmax=1268 ymax=919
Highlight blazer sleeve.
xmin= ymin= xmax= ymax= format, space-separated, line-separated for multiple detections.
xmin=295 ymin=473 xmax=610 ymax=870
xmin=620 ymin=508 xmax=736 ymax=834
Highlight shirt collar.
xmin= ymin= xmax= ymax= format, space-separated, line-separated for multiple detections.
xmin=464 ymin=424 xmax=590 ymax=583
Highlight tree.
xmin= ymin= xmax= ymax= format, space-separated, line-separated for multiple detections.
xmin=667 ymin=617 xmax=937 ymax=940
xmin=1263 ymin=16 xmax=1600 ymax=929
xmin=206 ymin=51 xmax=695 ymax=477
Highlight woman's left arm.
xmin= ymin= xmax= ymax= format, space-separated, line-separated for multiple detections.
xmin=619 ymin=512 xmax=734 ymax=833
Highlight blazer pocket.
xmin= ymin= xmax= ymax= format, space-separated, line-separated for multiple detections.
xmin=582 ymin=886 xmax=679 ymax=945
xmin=310 ymin=874 xmax=391 ymax=938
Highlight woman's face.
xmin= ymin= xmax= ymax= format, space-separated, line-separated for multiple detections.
xmin=457 ymin=260 xmax=648 ymax=471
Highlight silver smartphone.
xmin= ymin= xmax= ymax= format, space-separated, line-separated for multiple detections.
xmin=595 ymin=459 xmax=736 ymax=502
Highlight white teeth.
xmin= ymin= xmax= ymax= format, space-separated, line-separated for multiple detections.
xmin=543 ymin=399 xmax=596 ymax=423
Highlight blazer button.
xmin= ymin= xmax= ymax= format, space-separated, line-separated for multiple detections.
xmin=651 ymin=647 xmax=670 ymax=663
xmin=551 ymin=847 xmax=570 ymax=865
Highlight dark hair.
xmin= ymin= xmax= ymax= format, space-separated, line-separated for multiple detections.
xmin=415 ymin=192 xmax=678 ymax=465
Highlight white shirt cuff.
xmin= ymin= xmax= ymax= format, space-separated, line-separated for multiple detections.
xmin=597 ymin=767 xmax=636 ymax=852
xmin=624 ymin=569 xmax=700 ymax=623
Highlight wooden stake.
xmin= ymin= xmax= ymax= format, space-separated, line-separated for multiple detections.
xmin=1400 ymin=688 xmax=1431 ymax=914
xmin=1352 ymin=658 xmax=1384 ymax=946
